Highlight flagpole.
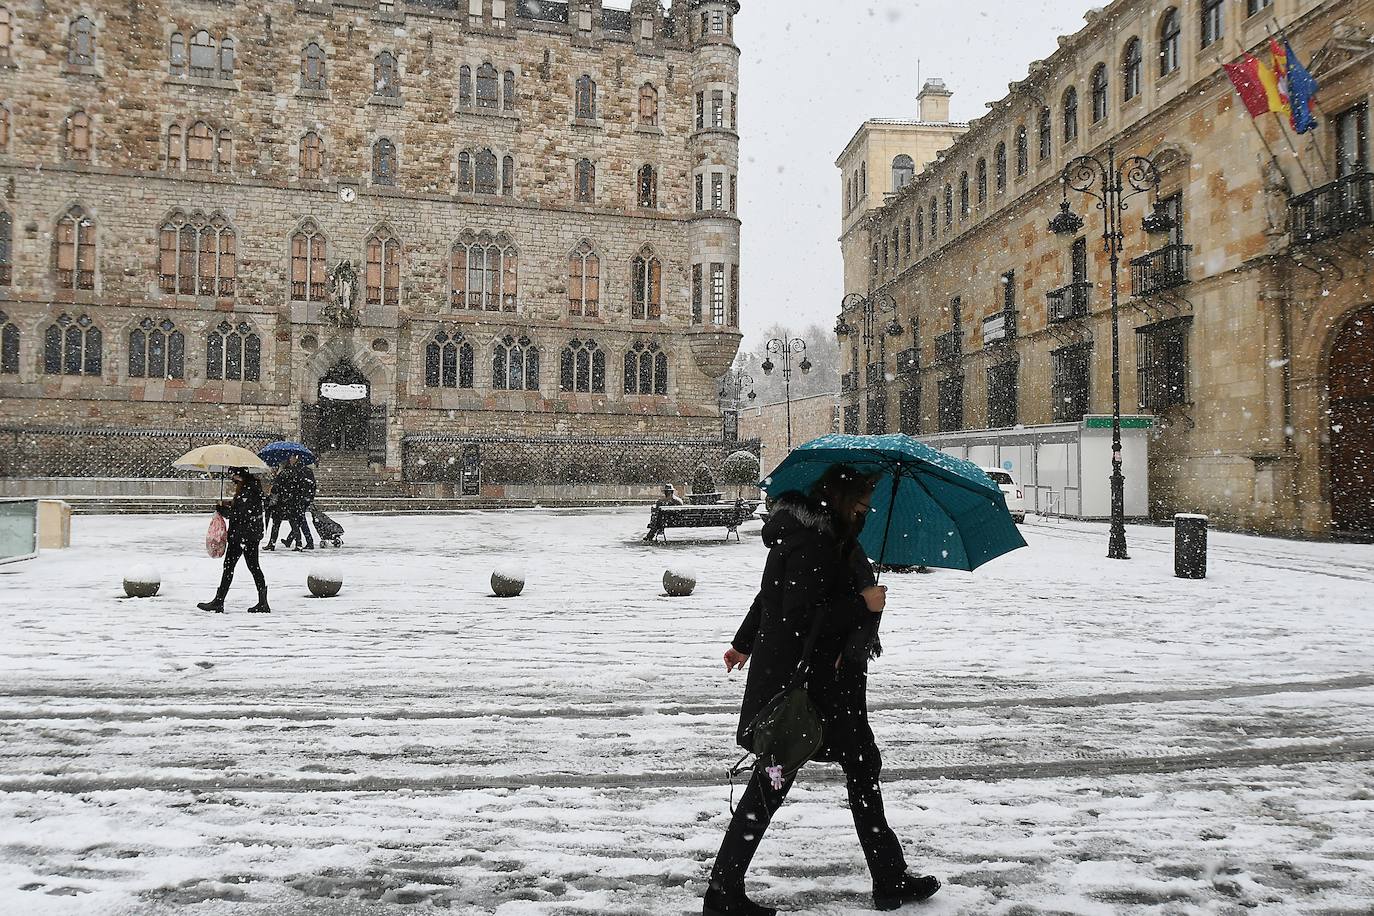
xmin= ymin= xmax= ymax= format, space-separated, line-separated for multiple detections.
xmin=1218 ymin=48 xmax=1288 ymax=187
xmin=1262 ymin=22 xmax=1330 ymax=185
xmin=1270 ymin=112 xmax=1315 ymax=191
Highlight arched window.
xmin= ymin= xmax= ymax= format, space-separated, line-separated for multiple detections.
xmin=290 ymin=221 xmax=327 ymax=302
xmin=216 ymin=128 xmax=233 ymax=173
xmin=44 ymin=313 xmax=101 ymax=376
xmin=639 ymin=83 xmax=659 ymax=127
xmin=186 ymin=121 xmax=213 ymax=170
xmin=206 ymin=320 xmax=260 ymax=382
xmin=55 ymin=207 xmax=95 ymax=290
xmin=502 ymin=155 xmax=514 ymax=196
xmin=0 ymin=210 xmax=11 ymax=285
xmin=301 ymin=41 xmax=326 ymax=91
xmin=475 ymin=62 xmax=498 ymax=109
xmin=493 ymin=335 xmax=538 ymax=391
xmin=158 ymin=210 xmax=236 ymax=297
xmin=959 ymin=172 xmax=970 ymax=218
xmin=68 ymin=16 xmax=95 ymax=67
xmin=637 ymin=164 xmax=657 ymax=209
xmin=575 ymin=74 xmax=596 ymax=120
xmin=976 ymin=158 xmax=988 ymax=203
xmin=189 ymin=29 xmax=215 ymax=78
xmin=300 ymin=131 xmax=324 ymax=179
xmin=902 ymin=218 xmax=911 ymax=258
xmin=892 ymin=154 xmax=915 ymax=192
xmin=1123 ymin=38 xmax=1142 ymax=101
xmin=219 ymin=37 xmax=234 ymax=77
xmin=1200 ymin=0 xmax=1224 ymax=49
xmin=1091 ymin=64 xmax=1109 ymax=123
xmin=473 ymin=148 xmax=498 ymax=194
xmin=1038 ymin=107 xmax=1052 ymax=161
xmin=1015 ymin=125 xmax=1028 ymax=176
xmin=559 ymin=338 xmax=605 ymax=393
xmin=169 ymin=31 xmax=186 ymax=75
xmin=450 ymin=231 xmax=517 ymax=312
xmin=943 ymin=184 xmax=953 ymax=228
xmin=0 ymin=310 xmax=17 ymax=375
xmin=165 ymin=122 xmax=182 ymax=168
xmin=575 ymin=158 xmax=595 ymax=204
xmin=995 ymin=142 xmax=1007 ymax=191
xmin=928 ymin=197 xmax=938 ymax=241
xmin=66 ymin=110 xmax=91 ymax=162
xmin=623 ymin=341 xmax=668 ymax=395
xmin=915 ymin=209 xmax=924 ymax=249
xmin=631 ymin=248 xmax=662 ymax=320
xmin=503 ymin=69 xmax=516 ymax=109
xmin=1159 ymin=9 xmax=1180 ymax=77
xmin=424 ymin=329 xmax=474 ymax=389
xmin=568 ymin=241 xmax=599 ymax=317
xmin=365 ymin=227 xmax=401 ymax=307
xmin=372 ymin=138 xmax=396 ymax=185
xmin=457 ymin=151 xmax=472 ymax=192
xmin=375 ymin=51 xmax=399 ymax=97
xmin=1063 ymin=86 xmax=1079 ymax=142
xmin=127 ymin=317 xmax=184 ymax=380
xmin=860 ymin=162 xmax=867 ymax=197
xmin=458 ymin=65 xmax=472 ymax=107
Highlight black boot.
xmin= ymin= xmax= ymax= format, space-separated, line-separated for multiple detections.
xmin=703 ymin=881 xmax=776 ymax=916
xmin=197 ymin=600 xmax=224 ymax=613
xmin=873 ymin=874 xmax=940 ymax=910
xmin=247 ymin=592 xmax=271 ymax=614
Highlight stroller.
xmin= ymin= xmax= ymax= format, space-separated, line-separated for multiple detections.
xmin=310 ymin=507 xmax=345 ymax=548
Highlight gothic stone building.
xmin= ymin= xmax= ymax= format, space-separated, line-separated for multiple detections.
xmin=839 ymin=0 xmax=1372 ymax=537
xmin=0 ymin=0 xmax=745 ymax=497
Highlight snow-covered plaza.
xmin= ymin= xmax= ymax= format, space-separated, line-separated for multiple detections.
xmin=1 ymin=509 xmax=1372 ymax=915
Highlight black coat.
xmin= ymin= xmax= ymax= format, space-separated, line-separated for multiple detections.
xmin=274 ymin=465 xmax=317 ymax=513
xmin=730 ymin=492 xmax=879 ymax=762
xmin=217 ymin=482 xmax=265 ymax=542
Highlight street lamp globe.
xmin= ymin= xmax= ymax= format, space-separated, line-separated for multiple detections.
xmin=799 ymin=357 xmax=813 ymax=375
xmin=760 ymin=358 xmax=775 ymax=376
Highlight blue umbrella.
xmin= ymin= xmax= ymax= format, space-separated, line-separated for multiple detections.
xmin=257 ymin=441 xmax=317 ymax=467
xmin=761 ymin=433 xmax=1026 ymax=571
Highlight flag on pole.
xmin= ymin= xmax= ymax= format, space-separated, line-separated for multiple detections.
xmin=1223 ymin=54 xmax=1284 ymax=118
xmin=1281 ymin=40 xmax=1319 ymax=134
xmin=1267 ymin=39 xmax=1293 ymax=123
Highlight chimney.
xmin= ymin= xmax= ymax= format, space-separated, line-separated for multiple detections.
xmin=918 ymin=78 xmax=953 ymax=123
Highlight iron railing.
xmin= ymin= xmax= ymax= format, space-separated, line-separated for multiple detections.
xmin=1130 ymin=244 xmax=1191 ymax=297
xmin=1047 ymin=281 xmax=1092 ymax=321
xmin=866 ymin=362 xmax=887 ymax=386
xmin=840 ymin=369 xmax=859 ymax=393
xmin=935 ymin=330 xmax=962 ymax=364
xmin=1289 ymin=172 xmax=1374 ymax=245
xmin=896 ymin=347 xmax=919 ymax=375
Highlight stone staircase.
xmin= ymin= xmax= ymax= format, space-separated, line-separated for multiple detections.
xmin=312 ymin=450 xmax=411 ymax=499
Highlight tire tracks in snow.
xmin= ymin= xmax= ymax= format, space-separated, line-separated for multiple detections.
xmin=0 ymin=673 xmax=1369 ymax=722
xmin=3 ymin=736 xmax=1372 ymax=794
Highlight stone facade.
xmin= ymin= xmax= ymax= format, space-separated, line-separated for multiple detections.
xmin=738 ymin=391 xmax=839 ymax=475
xmin=839 ymin=0 xmax=1373 ymax=537
xmin=0 ymin=0 xmax=745 ymax=492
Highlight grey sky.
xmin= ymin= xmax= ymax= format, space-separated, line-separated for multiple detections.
xmin=734 ymin=0 xmax=1095 ymax=346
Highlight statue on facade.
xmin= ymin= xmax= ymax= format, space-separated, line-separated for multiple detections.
xmin=321 ymin=260 xmax=361 ymax=328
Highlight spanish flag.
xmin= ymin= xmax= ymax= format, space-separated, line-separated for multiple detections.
xmin=1223 ymin=53 xmax=1285 ymax=119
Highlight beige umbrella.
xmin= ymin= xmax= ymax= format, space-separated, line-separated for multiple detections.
xmin=173 ymin=444 xmax=270 ymax=475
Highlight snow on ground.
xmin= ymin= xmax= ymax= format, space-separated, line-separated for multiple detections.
xmin=1 ymin=509 xmax=1372 ymax=915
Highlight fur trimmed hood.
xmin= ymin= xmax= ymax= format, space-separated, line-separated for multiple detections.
xmin=762 ymin=491 xmax=834 ymax=548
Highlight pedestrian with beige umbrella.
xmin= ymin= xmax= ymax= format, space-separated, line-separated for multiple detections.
xmin=173 ymin=444 xmax=273 ymax=614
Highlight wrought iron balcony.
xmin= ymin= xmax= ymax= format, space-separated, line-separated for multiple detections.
xmin=1130 ymin=244 xmax=1192 ymax=298
xmin=935 ymin=330 xmax=962 ymax=364
xmin=982 ymin=310 xmax=1016 ymax=346
xmin=840 ymin=369 xmax=859 ymax=393
xmin=866 ymin=362 xmax=887 ymax=386
xmin=1289 ymin=172 xmax=1374 ymax=245
xmin=896 ymin=347 xmax=919 ymax=375
xmin=1046 ymin=281 xmax=1091 ymax=322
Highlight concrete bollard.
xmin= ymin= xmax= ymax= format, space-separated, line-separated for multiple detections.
xmin=1174 ymin=514 xmax=1208 ymax=579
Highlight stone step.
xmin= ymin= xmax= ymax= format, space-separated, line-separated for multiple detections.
xmin=59 ymin=496 xmax=661 ymax=515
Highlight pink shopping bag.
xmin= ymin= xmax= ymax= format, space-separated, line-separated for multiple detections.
xmin=206 ymin=513 xmax=228 ymax=559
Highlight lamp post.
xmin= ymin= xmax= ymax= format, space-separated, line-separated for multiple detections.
xmin=760 ymin=338 xmax=811 ymax=450
xmin=1049 ymin=141 xmax=1173 ymax=561
xmin=718 ymin=370 xmax=756 ymax=442
xmin=837 ymin=292 xmax=904 ymax=432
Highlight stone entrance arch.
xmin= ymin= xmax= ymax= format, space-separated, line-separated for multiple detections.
xmin=317 ymin=359 xmax=371 ymax=452
xmin=1328 ymin=305 xmax=1374 ymax=532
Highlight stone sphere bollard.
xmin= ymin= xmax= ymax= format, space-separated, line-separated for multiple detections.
xmin=663 ymin=568 xmax=697 ymax=597
xmin=123 ymin=566 xmax=162 ymax=599
xmin=307 ymin=565 xmax=344 ymax=598
xmin=491 ymin=567 xmax=526 ymax=598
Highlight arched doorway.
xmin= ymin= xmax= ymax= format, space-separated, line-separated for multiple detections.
xmin=318 ymin=360 xmax=371 ymax=451
xmin=1328 ymin=306 xmax=1374 ymax=533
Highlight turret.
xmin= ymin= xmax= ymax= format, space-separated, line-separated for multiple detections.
xmin=684 ymin=0 xmax=742 ymax=380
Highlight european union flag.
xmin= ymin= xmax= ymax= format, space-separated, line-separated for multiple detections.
xmin=1284 ymin=41 xmax=1319 ymax=134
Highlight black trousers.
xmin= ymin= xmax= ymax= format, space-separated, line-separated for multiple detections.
xmin=283 ymin=511 xmax=313 ymax=548
xmin=214 ymin=534 xmax=268 ymax=602
xmin=709 ymin=738 xmax=907 ymax=890
xmin=267 ymin=513 xmax=285 ymax=544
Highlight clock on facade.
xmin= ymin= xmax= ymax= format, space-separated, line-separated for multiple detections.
xmin=338 ymin=186 xmax=357 ymax=203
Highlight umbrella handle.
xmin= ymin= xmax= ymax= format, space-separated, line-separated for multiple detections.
xmin=874 ymin=471 xmax=902 ymax=584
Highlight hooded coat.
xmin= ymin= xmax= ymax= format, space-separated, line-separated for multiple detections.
xmin=730 ymin=491 xmax=881 ymax=763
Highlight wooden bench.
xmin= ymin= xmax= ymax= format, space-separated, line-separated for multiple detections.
xmin=644 ymin=501 xmax=755 ymax=542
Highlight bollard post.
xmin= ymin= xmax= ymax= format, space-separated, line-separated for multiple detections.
xmin=1174 ymin=513 xmax=1208 ymax=579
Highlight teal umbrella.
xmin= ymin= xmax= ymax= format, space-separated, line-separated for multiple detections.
xmin=761 ymin=433 xmax=1027 ymax=571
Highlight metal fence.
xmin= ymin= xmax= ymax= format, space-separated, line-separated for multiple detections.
xmin=0 ymin=426 xmax=285 ymax=478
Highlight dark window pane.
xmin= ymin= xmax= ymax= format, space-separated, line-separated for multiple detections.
xmin=168 ymin=331 xmax=185 ymax=379
xmin=244 ymin=333 xmax=260 ymax=382
xmin=128 ymin=329 xmax=146 ymax=378
xmin=426 ymin=342 xmax=440 ymax=387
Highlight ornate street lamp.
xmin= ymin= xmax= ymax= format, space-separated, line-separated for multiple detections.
xmin=1050 ymin=142 xmax=1172 ymax=560
xmin=718 ymin=370 xmax=756 ymax=442
xmin=838 ymin=292 xmax=903 ymax=432
xmin=761 ymin=337 xmax=810 ymax=450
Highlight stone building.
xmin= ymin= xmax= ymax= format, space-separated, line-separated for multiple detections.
xmin=838 ymin=0 xmax=1372 ymax=536
xmin=0 ymin=0 xmax=747 ymax=499
xmin=738 ymin=390 xmax=839 ymax=475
